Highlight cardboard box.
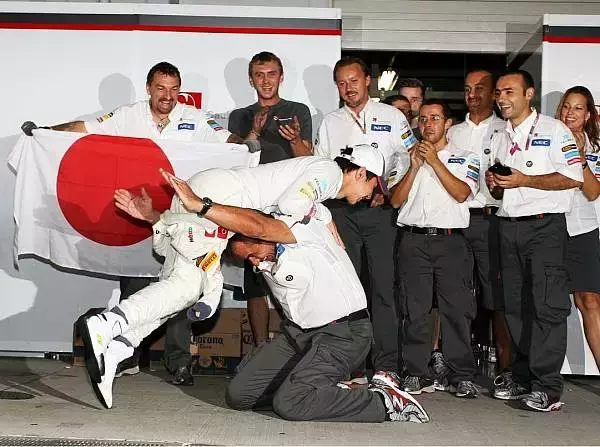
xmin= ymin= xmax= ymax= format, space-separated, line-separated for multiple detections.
xmin=191 ymin=332 xmax=241 ymax=357
xmin=190 ymin=355 xmax=240 ymax=375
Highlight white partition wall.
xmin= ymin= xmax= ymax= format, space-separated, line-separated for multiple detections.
xmin=0 ymin=1 xmax=341 ymax=353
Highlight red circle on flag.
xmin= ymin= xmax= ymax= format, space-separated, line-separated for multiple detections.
xmin=57 ymin=134 xmax=175 ymax=246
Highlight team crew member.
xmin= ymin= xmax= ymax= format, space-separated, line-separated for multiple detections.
xmin=398 ymin=78 xmax=426 ymax=138
xmin=315 ymin=57 xmax=417 ymax=378
xmin=382 ymin=94 xmax=413 ymax=124
xmin=488 ymin=70 xmax=583 ymax=411
xmin=447 ymin=69 xmax=512 ymax=389
xmin=218 ymin=209 xmax=429 ymax=424
xmin=390 ymin=99 xmax=481 ymax=398
xmin=228 ymin=52 xmax=313 ymax=352
xmin=81 ymin=148 xmax=387 ymax=409
xmin=29 ymin=62 xmax=251 ymax=387
xmin=556 ymin=86 xmax=600 ymax=370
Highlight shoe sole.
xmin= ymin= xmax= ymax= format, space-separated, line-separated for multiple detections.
xmin=91 ymin=379 xmax=111 ymax=409
xmin=405 ymin=385 xmax=435 ymax=395
xmin=78 ymin=315 xmax=104 ymax=384
xmin=115 ymin=366 xmax=140 ymax=378
xmin=494 ymin=393 xmax=529 ymax=401
xmin=523 ymin=400 xmax=564 ymax=412
xmin=397 ymin=390 xmax=431 ymax=423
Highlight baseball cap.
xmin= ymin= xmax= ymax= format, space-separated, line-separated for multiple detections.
xmin=338 ymin=144 xmax=388 ymax=194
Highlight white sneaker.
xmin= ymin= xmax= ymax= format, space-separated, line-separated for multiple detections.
xmin=79 ymin=314 xmax=112 ymax=383
xmin=92 ymin=340 xmax=133 ymax=409
xmin=370 ymin=382 xmax=430 ymax=423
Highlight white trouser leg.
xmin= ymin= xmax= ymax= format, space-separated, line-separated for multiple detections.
xmin=116 ymin=258 xmax=205 ymax=339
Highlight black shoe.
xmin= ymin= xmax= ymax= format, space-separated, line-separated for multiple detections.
xmin=172 ymin=366 xmax=194 ymax=386
xmin=115 ymin=355 xmax=140 ymax=378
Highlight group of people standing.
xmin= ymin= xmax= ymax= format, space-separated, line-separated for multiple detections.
xmin=34 ymin=52 xmax=600 ymax=421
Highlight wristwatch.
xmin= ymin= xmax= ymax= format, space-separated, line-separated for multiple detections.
xmin=197 ymin=197 xmax=213 ymax=217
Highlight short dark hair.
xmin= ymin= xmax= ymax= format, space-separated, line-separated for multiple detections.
xmin=465 ymin=68 xmax=497 ymax=87
xmin=397 ymin=78 xmax=425 ymax=98
xmin=333 ymin=56 xmax=369 ymax=82
xmin=334 ymin=156 xmax=377 ymax=180
xmin=420 ymin=98 xmax=453 ymax=120
xmin=382 ymin=94 xmax=409 ymax=106
xmin=248 ymin=51 xmax=284 ymax=76
xmin=499 ymin=69 xmax=535 ymax=91
xmin=146 ymin=62 xmax=181 ymax=86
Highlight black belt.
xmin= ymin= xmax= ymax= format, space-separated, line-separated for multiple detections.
xmin=400 ymin=225 xmax=462 ymax=236
xmin=332 ymin=309 xmax=369 ymax=325
xmin=498 ymin=213 xmax=557 ymax=222
xmin=288 ymin=309 xmax=369 ymax=333
xmin=470 ymin=206 xmax=498 ymax=216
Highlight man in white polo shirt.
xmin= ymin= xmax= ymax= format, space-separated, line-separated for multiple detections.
xmin=391 ymin=98 xmax=481 ymax=399
xmin=315 ymin=56 xmax=416 ymax=381
xmin=487 ymin=70 xmax=583 ymax=412
xmin=218 ymin=208 xmax=429 ymax=423
xmin=447 ymin=69 xmax=512 ymax=391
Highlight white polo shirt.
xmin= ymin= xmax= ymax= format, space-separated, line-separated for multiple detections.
xmin=447 ymin=113 xmax=505 ymax=208
xmin=258 ymin=216 xmax=367 ymax=329
xmin=567 ymin=135 xmax=600 ymax=236
xmin=231 ymin=156 xmax=343 ymax=223
xmin=491 ymin=111 xmax=583 ymax=218
xmin=315 ymin=99 xmax=416 ymax=188
xmin=84 ymin=100 xmax=231 ymax=142
xmin=396 ymin=144 xmax=480 ymax=229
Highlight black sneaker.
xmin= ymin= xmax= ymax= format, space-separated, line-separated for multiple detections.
xmin=449 ymin=380 xmax=479 ymax=398
xmin=429 ymin=350 xmax=450 ymax=391
xmin=115 ymin=355 xmax=140 ymax=378
xmin=402 ymin=375 xmax=435 ymax=395
xmin=493 ymin=373 xmax=529 ymax=400
xmin=522 ymin=391 xmax=564 ymax=412
xmin=172 ymin=365 xmax=194 ymax=386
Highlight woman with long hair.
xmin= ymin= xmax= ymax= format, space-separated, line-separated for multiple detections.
xmin=556 ymin=85 xmax=600 ymax=370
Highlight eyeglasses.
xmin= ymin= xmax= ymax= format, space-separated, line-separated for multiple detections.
xmin=419 ymin=115 xmax=443 ymax=124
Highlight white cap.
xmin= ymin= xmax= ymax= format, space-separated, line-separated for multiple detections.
xmin=338 ymin=144 xmax=387 ymax=194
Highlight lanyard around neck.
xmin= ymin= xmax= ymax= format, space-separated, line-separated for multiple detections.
xmin=512 ymin=113 xmax=539 ymax=151
xmin=346 ymin=107 xmax=367 ymax=134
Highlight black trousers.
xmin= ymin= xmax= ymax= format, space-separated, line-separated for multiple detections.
xmin=398 ymin=231 xmax=476 ymax=384
xmin=498 ymin=214 xmax=570 ymax=398
xmin=326 ymin=200 xmax=400 ymax=372
xmin=119 ymin=276 xmax=191 ymax=372
xmin=463 ymin=212 xmax=503 ymax=311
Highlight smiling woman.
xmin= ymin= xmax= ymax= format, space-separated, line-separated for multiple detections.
xmin=556 ymin=85 xmax=600 ymax=372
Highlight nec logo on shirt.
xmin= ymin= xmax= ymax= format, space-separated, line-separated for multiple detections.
xmin=178 ymin=123 xmax=195 ymax=131
xmin=448 ymin=157 xmax=466 ymax=164
xmin=371 ymin=124 xmax=391 ymax=132
xmin=531 ymin=138 xmax=551 ymax=147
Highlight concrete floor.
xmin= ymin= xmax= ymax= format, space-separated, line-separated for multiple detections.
xmin=1 ymin=357 xmax=600 ymax=446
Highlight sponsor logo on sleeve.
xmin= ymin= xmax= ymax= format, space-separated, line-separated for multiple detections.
xmin=199 ymin=250 xmax=219 ymax=272
xmin=466 ymin=157 xmax=480 ymax=183
xmin=448 ymin=157 xmax=466 ymax=164
xmin=207 ymin=119 xmax=224 ymax=132
xmin=562 ymin=143 xmax=581 ymax=165
xmin=96 ymin=112 xmax=114 ymax=123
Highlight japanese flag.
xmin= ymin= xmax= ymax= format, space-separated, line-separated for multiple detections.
xmin=8 ymin=130 xmax=256 ymax=278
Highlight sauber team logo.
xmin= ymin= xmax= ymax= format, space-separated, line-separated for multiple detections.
xmin=178 ymin=92 xmax=202 ymax=109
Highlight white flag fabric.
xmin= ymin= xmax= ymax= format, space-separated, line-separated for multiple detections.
xmin=8 ymin=130 xmax=258 ymax=278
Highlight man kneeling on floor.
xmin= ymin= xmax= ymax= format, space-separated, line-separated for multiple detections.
xmin=197 ymin=203 xmax=430 ymax=423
